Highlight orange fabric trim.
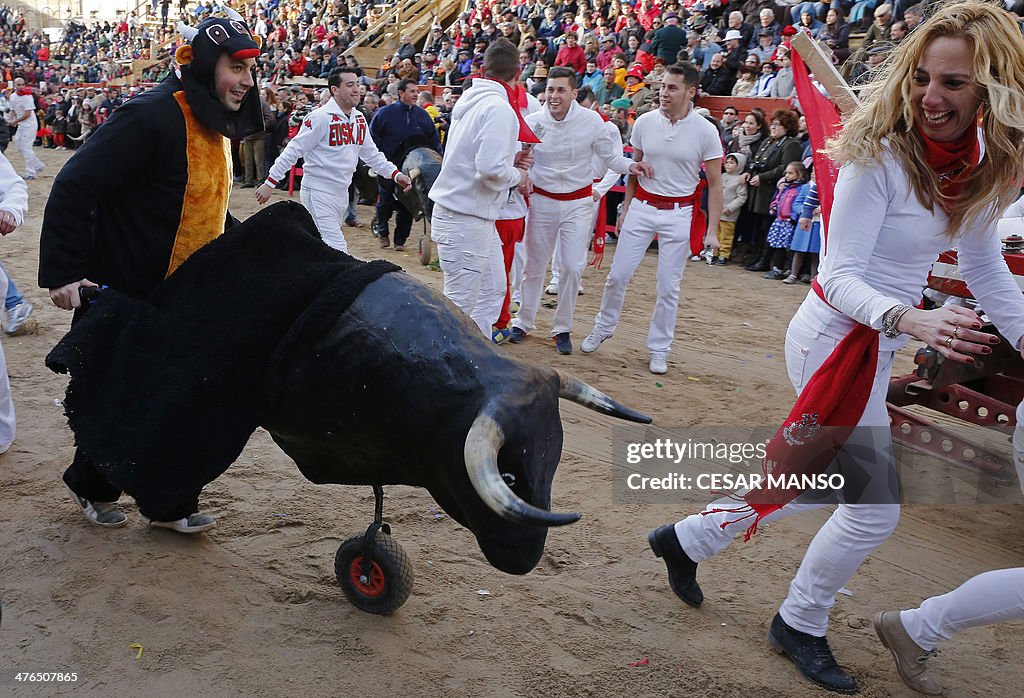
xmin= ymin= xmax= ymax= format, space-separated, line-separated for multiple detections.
xmin=166 ymin=91 xmax=232 ymax=277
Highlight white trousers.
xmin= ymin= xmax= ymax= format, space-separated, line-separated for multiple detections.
xmin=301 ymin=186 xmax=349 ymax=253
xmin=0 ymin=268 xmax=14 ymax=447
xmin=14 ymin=124 xmax=43 ymax=178
xmin=431 ymin=205 xmax=505 ymax=337
xmin=511 ymin=238 xmax=525 ymax=305
xmin=592 ymin=200 xmax=692 ymax=355
xmin=675 ymin=300 xmax=901 ymax=636
xmin=1014 ymin=399 xmax=1024 ymax=495
xmin=513 ymin=194 xmax=594 ymax=336
xmin=901 ymin=568 xmax=1024 ymax=651
xmin=549 ymin=196 xmax=601 ymax=287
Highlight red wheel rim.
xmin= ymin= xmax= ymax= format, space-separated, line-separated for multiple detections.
xmin=348 ymin=557 xmax=386 ymax=597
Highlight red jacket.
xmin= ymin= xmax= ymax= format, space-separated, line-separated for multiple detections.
xmin=555 ymin=45 xmax=586 ymax=74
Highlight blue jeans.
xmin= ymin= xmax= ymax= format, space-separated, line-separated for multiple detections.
xmin=0 ymin=262 xmax=21 ymax=310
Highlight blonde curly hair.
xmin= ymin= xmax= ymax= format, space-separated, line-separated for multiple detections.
xmin=827 ymin=0 xmax=1024 ymax=237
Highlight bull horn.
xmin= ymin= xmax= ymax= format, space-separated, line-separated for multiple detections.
xmin=408 ymin=167 xmax=421 ymax=180
xmin=464 ymin=413 xmax=580 ymax=527
xmin=223 ymin=6 xmax=244 ymax=21
xmin=177 ymin=21 xmax=199 ymax=42
xmin=556 ymin=371 xmax=653 ymax=424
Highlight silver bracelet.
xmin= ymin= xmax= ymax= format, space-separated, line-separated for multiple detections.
xmin=882 ymin=304 xmax=913 ymax=338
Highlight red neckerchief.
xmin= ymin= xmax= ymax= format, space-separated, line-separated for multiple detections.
xmin=17 ymin=88 xmax=32 ymax=96
xmin=916 ymin=123 xmax=980 ymax=211
xmin=479 ymin=78 xmax=540 ymax=144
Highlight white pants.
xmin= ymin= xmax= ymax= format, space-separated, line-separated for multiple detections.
xmin=14 ymin=124 xmax=43 ymax=178
xmin=0 ymin=268 xmax=14 ymax=448
xmin=300 ymin=186 xmax=348 ymax=253
xmin=513 ymin=194 xmax=593 ymax=336
xmin=549 ymin=196 xmax=601 ymax=287
xmin=1014 ymin=399 xmax=1024 ymax=495
xmin=675 ymin=299 xmax=901 ymax=636
xmin=511 ymin=238 xmax=525 ymax=305
xmin=431 ymin=205 xmax=505 ymax=337
xmin=901 ymin=568 xmax=1024 ymax=651
xmin=592 ymin=200 xmax=692 ymax=355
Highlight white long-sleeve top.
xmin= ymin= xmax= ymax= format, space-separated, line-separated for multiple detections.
xmin=526 ymin=100 xmax=633 ymax=193
xmin=0 ymin=151 xmax=28 ymax=227
xmin=429 ymin=79 xmax=522 ymax=222
xmin=593 ymin=117 xmax=624 ymax=198
xmin=497 ymin=92 xmax=542 ymax=221
xmin=815 ymin=146 xmax=1024 ymax=352
xmin=265 ymin=98 xmax=398 ymax=195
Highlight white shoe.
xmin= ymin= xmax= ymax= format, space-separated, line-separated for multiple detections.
xmin=690 ymin=255 xmax=701 ymax=262
xmin=577 ymin=285 xmax=584 ymax=295
xmin=66 ymin=484 xmax=128 ymax=527
xmin=581 ymin=330 xmax=611 ymax=353
xmin=143 ymin=512 xmax=217 ymax=534
xmin=649 ymin=353 xmax=669 ymax=375
xmin=5 ymin=300 xmax=33 ymax=335
xmin=544 ymin=283 xmax=559 ymax=296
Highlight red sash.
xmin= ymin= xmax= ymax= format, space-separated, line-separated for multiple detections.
xmin=533 ymin=184 xmax=593 ymax=201
xmin=634 ymin=183 xmax=707 ymax=256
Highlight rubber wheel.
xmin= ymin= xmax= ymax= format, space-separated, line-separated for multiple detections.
xmin=334 ymin=532 xmax=413 ymax=615
xmin=418 ymin=234 xmax=432 ymax=266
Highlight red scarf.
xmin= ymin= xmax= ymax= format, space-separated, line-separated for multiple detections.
xmin=916 ymin=124 xmax=980 ymax=211
xmin=480 ymin=78 xmax=540 ymax=144
xmin=17 ymin=88 xmax=32 ymax=96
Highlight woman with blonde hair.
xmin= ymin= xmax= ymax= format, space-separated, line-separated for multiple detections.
xmin=647 ymin=2 xmax=1024 ymax=694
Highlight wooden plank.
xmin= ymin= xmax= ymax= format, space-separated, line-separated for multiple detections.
xmin=790 ymin=30 xmax=859 ymax=116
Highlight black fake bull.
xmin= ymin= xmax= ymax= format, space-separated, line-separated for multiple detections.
xmin=395 ymin=146 xmax=442 ymax=221
xmin=353 ymin=159 xmax=378 ymax=204
xmin=46 ymin=202 xmax=650 ymax=575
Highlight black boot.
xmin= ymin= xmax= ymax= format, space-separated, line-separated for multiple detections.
xmin=745 ymin=249 xmax=771 ymax=272
xmin=768 ymin=613 xmax=859 ymax=694
xmin=648 ymin=524 xmax=703 ymax=607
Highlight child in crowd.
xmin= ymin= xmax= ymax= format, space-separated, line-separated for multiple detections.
xmin=714 ymin=152 xmax=748 ymax=264
xmin=763 ymin=160 xmax=808 ymax=280
xmin=784 ymin=175 xmax=821 ymax=284
xmin=52 ymin=108 xmax=67 ymax=150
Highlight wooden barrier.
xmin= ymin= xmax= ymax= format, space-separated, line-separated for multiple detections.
xmin=695 ymin=95 xmax=793 ymax=120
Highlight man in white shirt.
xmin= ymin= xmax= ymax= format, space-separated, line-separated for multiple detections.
xmin=9 ymin=78 xmax=43 ymax=180
xmin=510 ymin=67 xmax=649 ymax=354
xmin=428 ymin=39 xmax=534 ymax=338
xmin=581 ymin=63 xmax=723 ymax=374
xmin=256 ymin=68 xmax=412 ymax=253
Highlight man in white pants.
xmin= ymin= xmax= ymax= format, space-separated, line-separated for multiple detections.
xmin=509 ymin=66 xmax=648 ymax=355
xmin=581 ymin=63 xmax=722 ymax=373
xmin=9 ymin=78 xmax=43 ymax=180
xmin=256 ymin=67 xmax=412 ymax=252
xmin=0 ymin=149 xmax=29 ymax=453
xmin=429 ymin=38 xmax=533 ymax=338
xmin=544 ymin=86 xmax=624 ymax=297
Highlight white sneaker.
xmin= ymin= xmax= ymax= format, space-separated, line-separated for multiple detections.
xmin=66 ymin=484 xmax=128 ymax=527
xmin=581 ymin=330 xmax=612 ymax=353
xmin=649 ymin=353 xmax=669 ymax=375
xmin=544 ymin=283 xmax=559 ymax=295
xmin=690 ymin=255 xmax=701 ymax=262
xmin=577 ymin=285 xmax=585 ymax=295
xmin=5 ymin=300 xmax=33 ymax=335
xmin=143 ymin=512 xmax=217 ymax=534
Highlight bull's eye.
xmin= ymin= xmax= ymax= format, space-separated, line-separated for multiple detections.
xmin=205 ymin=24 xmax=229 ymax=45
xmin=501 ymin=472 xmax=516 ymax=488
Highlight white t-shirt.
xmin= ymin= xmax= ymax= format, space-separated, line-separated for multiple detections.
xmin=629 ymin=107 xmax=722 ymax=197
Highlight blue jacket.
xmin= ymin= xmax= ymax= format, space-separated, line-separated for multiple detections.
xmin=369 ymin=102 xmax=441 ymax=162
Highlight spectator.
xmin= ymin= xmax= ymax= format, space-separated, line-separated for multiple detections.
xmin=815 ymin=8 xmax=852 ymax=65
xmin=749 ymin=30 xmax=778 ymax=62
xmin=699 ymin=53 xmax=736 ymax=96
xmin=595 ymin=65 xmax=624 ymax=104
xmin=581 ymin=59 xmax=604 ymax=91
xmin=769 ymin=50 xmax=796 ymax=98
xmin=733 ymin=65 xmax=758 ymax=97
xmin=725 ymin=10 xmax=756 ymax=49
xmin=752 ymin=60 xmax=777 ymax=96
xmin=555 ymin=31 xmax=586 ymax=74
xmin=596 ymin=35 xmax=619 ymax=70
xmin=649 ymin=12 xmax=685 ymax=64
xmin=623 ymin=64 xmax=656 ymax=115
xmin=722 ymin=29 xmax=749 ymax=73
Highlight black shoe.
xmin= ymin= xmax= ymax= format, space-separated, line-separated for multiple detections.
xmin=763 ymin=267 xmax=786 ymax=280
xmin=746 ymin=260 xmax=770 ymax=272
xmin=713 ymin=256 xmax=727 ymax=265
xmin=379 ymin=235 xmax=390 ymax=249
xmin=554 ymin=332 xmax=572 ymax=355
xmin=648 ymin=524 xmax=703 ymax=607
xmin=508 ymin=327 xmax=527 ymax=344
xmin=239 ymin=182 xmax=256 ymax=189
xmin=768 ymin=614 xmax=859 ymax=694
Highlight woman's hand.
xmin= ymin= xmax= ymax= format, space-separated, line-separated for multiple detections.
xmin=750 ymin=174 xmax=761 ymax=187
xmin=897 ymin=306 xmax=999 ymax=364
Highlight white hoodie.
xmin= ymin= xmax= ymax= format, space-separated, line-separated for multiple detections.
xmin=428 ymin=79 xmax=522 ymax=222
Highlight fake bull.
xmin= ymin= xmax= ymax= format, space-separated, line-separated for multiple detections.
xmin=46 ymin=202 xmax=651 ymax=612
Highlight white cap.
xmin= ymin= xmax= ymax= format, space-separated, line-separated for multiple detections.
xmin=724 ymin=29 xmax=743 ymax=42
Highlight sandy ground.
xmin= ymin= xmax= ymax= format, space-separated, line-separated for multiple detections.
xmin=1 ymin=147 xmax=1023 ymax=697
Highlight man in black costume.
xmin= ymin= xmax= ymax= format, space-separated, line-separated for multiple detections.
xmin=38 ymin=11 xmax=264 ymax=534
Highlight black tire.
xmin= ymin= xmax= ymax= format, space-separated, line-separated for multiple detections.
xmin=334 ymin=532 xmax=413 ymax=615
xmin=418 ymin=234 xmax=432 ymax=266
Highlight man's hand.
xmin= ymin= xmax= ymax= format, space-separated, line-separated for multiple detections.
xmin=616 ymin=205 xmax=629 ymax=234
xmin=49 ymin=279 xmax=98 ymax=310
xmin=517 ymin=169 xmax=533 ymax=195
xmin=704 ymin=231 xmax=720 ymax=254
xmin=514 ymin=148 xmax=534 ymax=170
xmin=593 ymin=190 xmax=602 ymax=201
xmin=0 ymin=210 xmax=18 ymax=235
xmin=255 ymin=183 xmax=274 ymax=204
xmin=628 ymin=161 xmax=653 ymax=178
xmin=749 ymin=175 xmax=761 ymax=187
xmin=394 ymin=172 xmax=413 ymax=192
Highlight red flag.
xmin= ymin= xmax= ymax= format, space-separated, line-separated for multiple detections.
xmin=789 ymin=49 xmax=842 ymax=248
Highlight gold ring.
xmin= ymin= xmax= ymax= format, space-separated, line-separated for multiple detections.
xmin=945 ymin=335 xmax=954 ymax=349
xmin=953 ymin=325 xmax=960 ymax=340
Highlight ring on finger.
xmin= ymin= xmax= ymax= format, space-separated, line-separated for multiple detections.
xmin=952 ymin=325 xmax=959 ymax=340
xmin=944 ymin=335 xmax=954 ymax=349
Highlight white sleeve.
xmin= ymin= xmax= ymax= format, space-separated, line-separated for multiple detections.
xmin=819 ymin=159 xmax=904 ymax=329
xmin=957 ymin=218 xmax=1024 ymax=350
xmin=473 ymin=105 xmax=521 ymax=192
xmin=358 ymin=132 xmax=399 ymax=180
xmin=591 ymin=113 xmax=633 ymax=175
xmin=1002 ymin=194 xmax=1024 ymax=219
xmin=265 ymin=111 xmax=326 ymax=186
xmin=0 ymin=152 xmax=27 ymax=227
